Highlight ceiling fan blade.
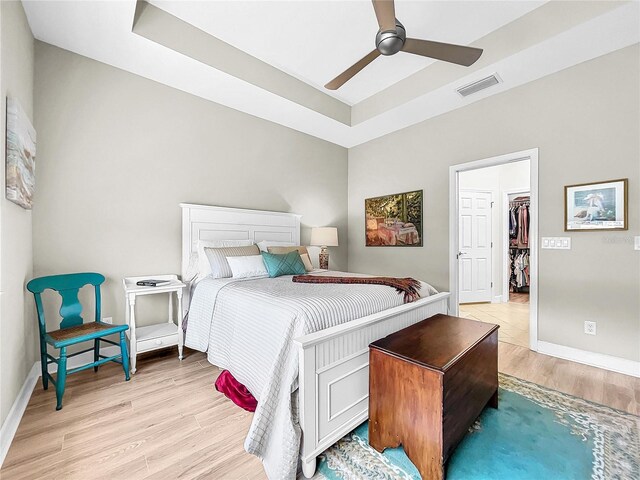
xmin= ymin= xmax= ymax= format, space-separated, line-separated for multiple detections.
xmin=325 ymin=50 xmax=381 ymax=90
xmin=372 ymin=0 xmax=397 ymax=32
xmin=403 ymin=38 xmax=483 ymax=66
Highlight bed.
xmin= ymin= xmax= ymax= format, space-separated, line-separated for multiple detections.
xmin=180 ymin=203 xmax=451 ymax=478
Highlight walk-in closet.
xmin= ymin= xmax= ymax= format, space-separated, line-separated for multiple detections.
xmin=508 ymin=194 xmax=530 ymax=298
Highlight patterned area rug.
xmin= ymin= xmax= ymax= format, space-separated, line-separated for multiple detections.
xmin=312 ymin=373 xmax=639 ymax=480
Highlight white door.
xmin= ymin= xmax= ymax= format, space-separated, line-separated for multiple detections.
xmin=459 ymin=190 xmax=493 ymax=304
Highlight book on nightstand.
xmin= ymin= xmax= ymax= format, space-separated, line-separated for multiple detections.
xmin=136 ymin=279 xmax=171 ymax=287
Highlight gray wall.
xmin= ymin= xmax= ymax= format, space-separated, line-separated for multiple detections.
xmin=0 ymin=0 xmax=36 ymax=427
xmin=33 ymin=42 xmax=348 ymax=332
xmin=348 ymin=45 xmax=640 ymax=362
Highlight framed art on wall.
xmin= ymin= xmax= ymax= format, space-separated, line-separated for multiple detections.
xmin=564 ymin=179 xmax=628 ymax=231
xmin=5 ymin=97 xmax=36 ymax=209
xmin=365 ymin=189 xmax=423 ymax=246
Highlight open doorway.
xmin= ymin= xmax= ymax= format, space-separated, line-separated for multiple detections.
xmin=449 ymin=149 xmax=538 ymax=351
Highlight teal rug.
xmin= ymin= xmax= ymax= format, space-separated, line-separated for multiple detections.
xmin=313 ymin=374 xmax=639 ymax=480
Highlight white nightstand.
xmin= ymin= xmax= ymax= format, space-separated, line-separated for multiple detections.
xmin=122 ymin=274 xmax=186 ymax=374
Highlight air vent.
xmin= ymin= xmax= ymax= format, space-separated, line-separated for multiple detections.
xmin=456 ymin=73 xmax=501 ymax=97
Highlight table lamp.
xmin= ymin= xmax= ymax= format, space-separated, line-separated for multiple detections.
xmin=310 ymin=227 xmax=339 ymax=270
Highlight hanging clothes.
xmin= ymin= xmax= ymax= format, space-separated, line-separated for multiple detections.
xmin=508 ymin=195 xmax=530 ymax=293
xmin=509 ymin=197 xmax=529 ymax=248
xmin=509 ymin=249 xmax=530 ymax=292
xmin=509 ymin=208 xmax=517 ymax=238
xmin=517 ymin=204 xmax=529 ymax=248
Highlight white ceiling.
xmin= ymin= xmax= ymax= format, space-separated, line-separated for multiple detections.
xmin=22 ymin=1 xmax=640 ymax=148
xmin=149 ymin=0 xmax=545 ymax=105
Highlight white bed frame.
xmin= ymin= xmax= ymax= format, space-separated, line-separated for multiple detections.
xmin=180 ymin=203 xmax=451 ymax=477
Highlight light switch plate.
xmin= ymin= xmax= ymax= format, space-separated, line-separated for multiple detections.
xmin=635 ymin=236 xmax=640 ymax=251
xmin=541 ymin=237 xmax=571 ymax=250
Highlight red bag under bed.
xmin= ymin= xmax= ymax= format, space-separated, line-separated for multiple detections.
xmin=214 ymin=370 xmax=258 ymax=412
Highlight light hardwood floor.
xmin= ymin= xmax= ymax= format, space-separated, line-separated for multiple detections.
xmin=2 ymin=343 xmax=638 ymax=480
xmin=460 ymin=295 xmax=530 ymax=348
xmin=507 ymin=292 xmax=530 ymax=304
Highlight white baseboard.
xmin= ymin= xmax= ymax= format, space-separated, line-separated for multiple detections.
xmin=0 ymin=363 xmax=39 ymax=467
xmin=0 ymin=345 xmax=123 ymax=467
xmin=537 ymin=341 xmax=640 ymax=378
xmin=492 ymin=295 xmax=503 ymax=304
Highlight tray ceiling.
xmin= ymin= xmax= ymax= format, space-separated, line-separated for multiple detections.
xmin=22 ymin=1 xmax=640 ymax=147
xmin=148 ymin=0 xmax=545 ymax=105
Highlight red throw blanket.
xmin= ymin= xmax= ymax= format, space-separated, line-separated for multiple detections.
xmin=292 ymin=275 xmax=422 ymax=303
xmin=214 ymin=370 xmax=257 ymax=412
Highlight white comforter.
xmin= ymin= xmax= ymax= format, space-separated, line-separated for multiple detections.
xmin=185 ymin=271 xmax=437 ymax=479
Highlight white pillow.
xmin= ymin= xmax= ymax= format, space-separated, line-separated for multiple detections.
xmin=227 ymin=255 xmax=269 ymax=279
xmin=257 ymin=240 xmax=295 ymax=252
xmin=197 ymin=239 xmax=254 ymax=278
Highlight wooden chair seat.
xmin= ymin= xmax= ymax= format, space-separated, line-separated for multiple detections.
xmin=46 ymin=322 xmax=128 ymax=347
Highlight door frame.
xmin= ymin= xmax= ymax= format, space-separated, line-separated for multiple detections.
xmin=458 ymin=189 xmax=494 ymax=305
xmin=449 ymin=148 xmax=539 ymax=351
xmin=502 ymin=188 xmax=530 ymax=304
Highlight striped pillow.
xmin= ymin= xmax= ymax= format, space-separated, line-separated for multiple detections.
xmin=267 ymin=245 xmax=309 ymax=256
xmin=197 ymin=239 xmax=254 ymax=278
xmin=204 ymin=245 xmax=260 ymax=278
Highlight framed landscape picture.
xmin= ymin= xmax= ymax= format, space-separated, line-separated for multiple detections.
xmin=365 ymin=190 xmax=423 ymax=246
xmin=5 ymin=97 xmax=36 ymax=209
xmin=565 ymin=179 xmax=628 ymax=231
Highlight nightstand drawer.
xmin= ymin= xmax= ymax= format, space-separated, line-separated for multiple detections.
xmin=135 ymin=322 xmax=179 ymax=353
xmin=137 ymin=334 xmax=178 ymax=353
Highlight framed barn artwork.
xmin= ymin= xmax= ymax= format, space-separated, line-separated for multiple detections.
xmin=365 ymin=190 xmax=423 ymax=246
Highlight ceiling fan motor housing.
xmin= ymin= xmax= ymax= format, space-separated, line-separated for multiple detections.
xmin=376 ymin=20 xmax=406 ymax=56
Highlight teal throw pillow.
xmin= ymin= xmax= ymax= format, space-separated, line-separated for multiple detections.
xmin=261 ymin=251 xmax=306 ymax=278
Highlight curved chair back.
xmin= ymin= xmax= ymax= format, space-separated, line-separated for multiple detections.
xmin=27 ymin=272 xmax=105 ymax=332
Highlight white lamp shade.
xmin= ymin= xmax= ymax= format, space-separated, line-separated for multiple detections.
xmin=310 ymin=227 xmax=339 ymax=247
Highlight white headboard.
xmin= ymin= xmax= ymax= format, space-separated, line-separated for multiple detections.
xmin=180 ymin=203 xmax=301 ymax=281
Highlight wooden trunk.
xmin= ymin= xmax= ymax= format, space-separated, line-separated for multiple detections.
xmin=369 ymin=314 xmax=499 ymax=480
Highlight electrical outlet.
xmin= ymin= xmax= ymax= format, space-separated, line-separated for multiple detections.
xmin=584 ymin=321 xmax=596 ymax=336
xmin=103 ymin=317 xmax=113 ymax=324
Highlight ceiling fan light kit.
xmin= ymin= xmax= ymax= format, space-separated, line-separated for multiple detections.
xmin=376 ymin=20 xmax=406 ymax=56
xmin=325 ymin=0 xmax=484 ymax=90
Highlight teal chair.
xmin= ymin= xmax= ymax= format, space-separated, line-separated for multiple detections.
xmin=27 ymin=272 xmax=130 ymax=410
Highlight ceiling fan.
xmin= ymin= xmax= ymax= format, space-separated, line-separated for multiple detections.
xmin=325 ymin=0 xmax=484 ymax=90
